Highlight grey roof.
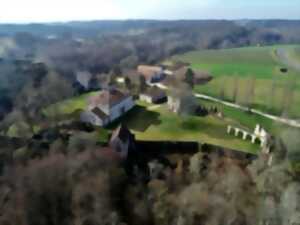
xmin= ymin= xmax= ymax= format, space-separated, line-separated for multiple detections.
xmin=89 ymin=89 xmax=130 ymax=109
xmin=110 ymin=124 xmax=132 ymax=143
xmin=91 ymin=107 xmax=109 ymax=120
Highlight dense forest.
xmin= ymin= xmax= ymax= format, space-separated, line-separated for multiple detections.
xmin=0 ymin=127 xmax=299 ymax=225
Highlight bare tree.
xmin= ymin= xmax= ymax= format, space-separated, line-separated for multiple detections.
xmin=232 ymin=76 xmax=239 ymax=103
xmin=268 ymin=78 xmax=277 ymax=112
xmin=139 ymin=75 xmax=147 ymax=93
xmin=245 ymin=77 xmax=256 ymax=108
xmin=281 ymin=77 xmax=296 ymax=118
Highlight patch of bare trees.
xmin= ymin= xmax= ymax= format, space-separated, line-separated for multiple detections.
xmin=0 ymin=150 xmax=125 ymax=225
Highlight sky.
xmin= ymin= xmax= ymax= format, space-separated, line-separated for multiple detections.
xmin=0 ymin=0 xmax=299 ymax=23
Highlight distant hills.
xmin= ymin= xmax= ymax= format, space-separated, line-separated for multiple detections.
xmin=0 ymin=20 xmax=300 ymax=41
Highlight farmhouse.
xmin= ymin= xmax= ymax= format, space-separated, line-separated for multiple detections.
xmin=80 ymin=89 xmax=135 ymax=126
xmin=139 ymin=86 xmax=167 ymax=104
xmin=137 ymin=65 xmax=165 ymax=84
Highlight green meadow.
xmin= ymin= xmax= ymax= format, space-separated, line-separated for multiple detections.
xmin=174 ymin=45 xmax=300 ymax=118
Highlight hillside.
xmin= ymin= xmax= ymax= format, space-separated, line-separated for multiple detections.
xmin=174 ymin=45 xmax=300 ymax=118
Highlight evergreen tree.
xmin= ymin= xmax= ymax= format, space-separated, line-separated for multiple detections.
xmin=125 ymin=76 xmax=132 ymax=91
xmin=139 ymin=75 xmax=147 ymax=93
xmin=184 ymin=68 xmax=195 ymax=88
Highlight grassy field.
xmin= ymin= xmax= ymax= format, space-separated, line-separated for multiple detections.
xmin=288 ymin=46 xmax=300 ymax=62
xmin=111 ymin=102 xmax=260 ymax=154
xmin=173 ymin=45 xmax=300 ymax=118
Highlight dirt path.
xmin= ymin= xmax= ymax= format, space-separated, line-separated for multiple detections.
xmin=276 ymin=48 xmax=300 ymax=72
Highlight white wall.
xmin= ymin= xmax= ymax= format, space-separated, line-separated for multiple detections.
xmin=140 ymin=94 xmax=152 ymax=103
xmin=168 ymin=97 xmax=180 ymax=113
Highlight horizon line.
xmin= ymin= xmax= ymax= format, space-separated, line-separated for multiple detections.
xmin=1 ymin=18 xmax=300 ymax=25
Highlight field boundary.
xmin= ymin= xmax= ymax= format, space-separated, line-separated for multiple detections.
xmin=152 ymin=82 xmax=300 ymax=128
xmin=194 ymin=93 xmax=300 ymax=128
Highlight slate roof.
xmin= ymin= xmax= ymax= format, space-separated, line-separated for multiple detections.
xmin=91 ymin=107 xmax=109 ymax=120
xmin=89 ymin=89 xmax=130 ymax=109
xmin=141 ymin=86 xmax=166 ymax=99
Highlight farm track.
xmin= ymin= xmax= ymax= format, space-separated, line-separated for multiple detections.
xmin=276 ymin=48 xmax=300 ymax=72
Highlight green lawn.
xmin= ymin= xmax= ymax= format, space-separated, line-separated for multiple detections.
xmin=294 ymin=47 xmax=300 ymax=61
xmin=173 ymin=45 xmax=300 ymax=118
xmin=44 ymin=91 xmax=99 ymax=117
xmin=113 ymin=102 xmax=260 ymax=154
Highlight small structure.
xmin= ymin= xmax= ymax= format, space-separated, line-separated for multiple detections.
xmin=139 ymin=86 xmax=167 ymax=104
xmin=254 ymin=124 xmax=270 ymax=152
xmin=137 ymin=65 xmax=165 ymax=84
xmin=168 ymin=95 xmax=181 ymax=114
xmin=163 ymin=69 xmax=173 ymax=76
xmin=168 ymin=91 xmax=198 ymax=115
xmin=109 ymin=124 xmax=136 ymax=159
xmin=227 ymin=124 xmax=271 ymax=153
xmin=76 ymin=71 xmax=92 ymax=90
xmin=80 ymin=89 xmax=135 ymax=127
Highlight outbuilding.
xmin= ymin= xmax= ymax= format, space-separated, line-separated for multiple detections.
xmin=139 ymin=86 xmax=167 ymax=104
